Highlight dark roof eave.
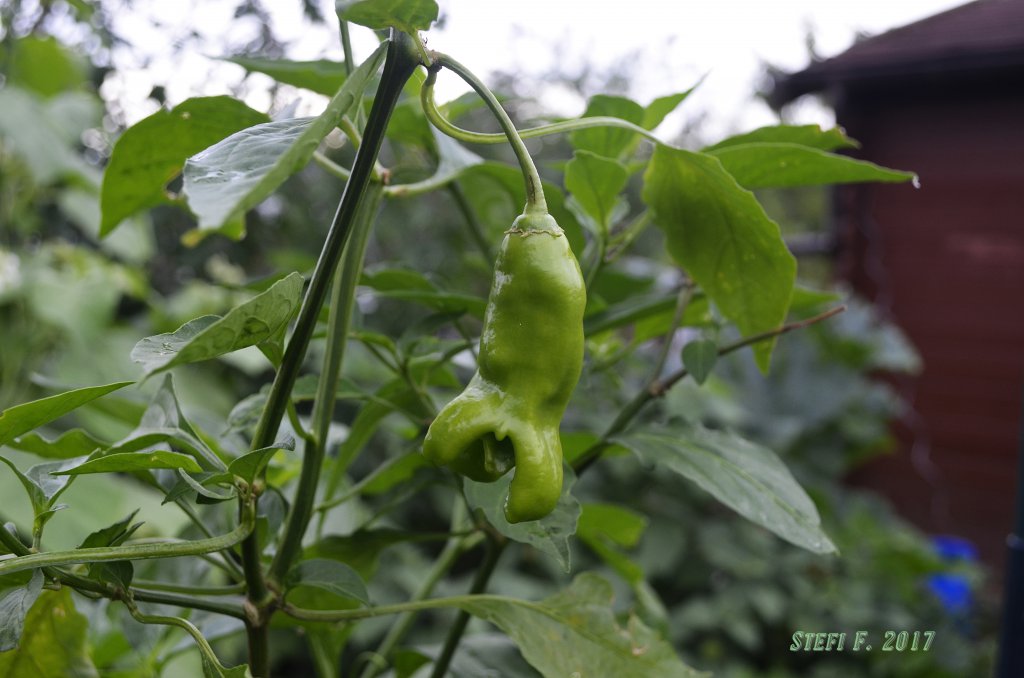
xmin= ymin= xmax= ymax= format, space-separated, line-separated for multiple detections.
xmin=770 ymin=47 xmax=1024 ymax=109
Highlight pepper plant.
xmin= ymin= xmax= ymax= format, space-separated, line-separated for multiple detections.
xmin=0 ymin=2 xmax=918 ymax=676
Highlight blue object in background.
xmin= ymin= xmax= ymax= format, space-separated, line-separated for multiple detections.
xmin=926 ymin=534 xmax=976 ymax=623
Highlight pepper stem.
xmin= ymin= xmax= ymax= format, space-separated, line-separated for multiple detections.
xmin=427 ymin=53 xmax=547 ymax=215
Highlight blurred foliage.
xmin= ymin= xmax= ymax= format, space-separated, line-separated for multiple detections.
xmin=0 ymin=2 xmax=996 ymax=676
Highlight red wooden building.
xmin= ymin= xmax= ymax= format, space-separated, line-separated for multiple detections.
xmin=771 ymin=0 xmax=1024 ymax=573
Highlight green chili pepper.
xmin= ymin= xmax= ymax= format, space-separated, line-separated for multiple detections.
xmin=423 ymin=211 xmax=585 ymax=523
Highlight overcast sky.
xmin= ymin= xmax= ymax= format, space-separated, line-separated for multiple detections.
xmin=105 ymin=0 xmax=969 ymax=140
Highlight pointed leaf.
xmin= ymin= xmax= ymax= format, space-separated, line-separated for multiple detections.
xmin=131 ymin=272 xmax=304 ymax=375
xmin=612 ymin=426 xmax=836 ymax=553
xmin=7 ymin=429 xmax=106 ymax=460
xmin=464 ymin=466 xmax=581 ymax=572
xmin=56 ymin=451 xmax=203 ymax=476
xmin=643 ymin=87 xmax=699 ymax=131
xmin=228 ymin=444 xmax=292 ymax=485
xmin=100 ymin=97 xmax=269 ymax=235
xmin=182 ymin=43 xmax=387 ymax=231
xmin=224 ymin=56 xmax=346 ymax=96
xmin=703 ymin=124 xmax=858 ymax=152
xmin=708 ymin=142 xmax=915 ymax=189
xmin=681 ymin=339 xmax=718 ymax=385
xmin=564 ymin=151 xmax=628 ymax=234
xmin=642 ymin=146 xmax=796 ymax=371
xmin=458 ymin=573 xmax=705 ymax=678
xmin=0 ymin=382 xmax=133 ymax=447
xmin=285 ymin=558 xmax=369 ymax=605
xmin=336 ymin=0 xmax=438 ymax=33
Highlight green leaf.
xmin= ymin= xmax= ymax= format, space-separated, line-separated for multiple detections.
xmin=0 ymin=382 xmax=133 ymax=448
xmin=305 ymin=529 xmax=416 ymax=580
xmin=6 ymin=429 xmax=106 ymax=460
xmin=131 ymin=272 xmax=304 ymax=375
xmin=360 ymin=453 xmax=429 ymax=495
xmin=227 ymin=444 xmax=292 ymax=484
xmin=0 ymin=570 xmax=43 ymax=651
xmin=56 ymin=450 xmax=203 ymax=476
xmin=224 ymin=56 xmax=346 ymax=96
xmin=78 ymin=511 xmax=142 ymax=550
xmin=578 ymin=503 xmax=646 ymax=548
xmin=336 ymin=0 xmax=438 ymax=33
xmin=681 ymin=339 xmax=718 ymax=385
xmin=182 ymin=43 xmax=387 ymax=232
xmin=0 ymin=456 xmax=87 ymax=519
xmin=789 ymin=285 xmax=841 ymax=315
xmin=642 ymin=146 xmax=796 ymax=371
xmin=564 ymin=151 xmax=629 ymax=234
xmin=285 ymin=558 xmax=369 ymax=605
xmin=3 ymin=36 xmax=85 ymax=98
xmin=577 ymin=504 xmax=648 ymax=584
xmin=103 ymin=428 xmax=218 ymax=470
xmin=361 ymin=268 xmax=486 ymax=318
xmin=77 ymin=512 xmax=142 ymax=590
xmin=464 ymin=467 xmax=581 ymax=572
xmin=458 ymin=573 xmax=705 ymax=678
xmin=0 ymin=587 xmax=98 ymax=677
xmin=612 ymin=426 xmax=836 ymax=553
xmin=100 ymin=97 xmax=270 ymax=235
xmin=703 ymin=124 xmax=858 ymax=152
xmin=0 ymin=87 xmax=94 ymax=185
xmin=642 ymin=87 xmax=699 ymax=131
xmin=570 ymin=95 xmax=645 ymax=159
xmin=708 ymin=142 xmax=915 ymax=189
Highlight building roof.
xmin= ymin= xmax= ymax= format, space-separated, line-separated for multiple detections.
xmin=770 ymin=0 xmax=1024 ymax=107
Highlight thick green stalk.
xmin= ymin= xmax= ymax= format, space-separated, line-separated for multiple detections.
xmin=0 ymin=503 xmax=254 ymax=577
xmin=269 ymin=181 xmax=385 ymax=585
xmin=240 ymin=31 xmax=422 ymax=677
xmin=426 ymin=55 xmax=547 ymax=214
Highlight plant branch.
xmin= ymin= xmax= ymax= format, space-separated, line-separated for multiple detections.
xmin=573 ymin=305 xmax=847 ymax=474
xmin=426 ymin=54 xmax=546 ymax=214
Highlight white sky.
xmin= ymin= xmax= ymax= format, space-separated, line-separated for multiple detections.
xmin=104 ymin=0 xmax=969 ymax=141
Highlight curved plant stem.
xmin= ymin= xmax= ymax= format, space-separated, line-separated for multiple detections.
xmin=269 ymin=181 xmax=385 ymax=586
xmin=426 ymin=54 xmax=546 ymax=214
xmin=421 ymin=69 xmax=662 ymax=148
xmin=124 ymin=599 xmax=237 ymax=674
